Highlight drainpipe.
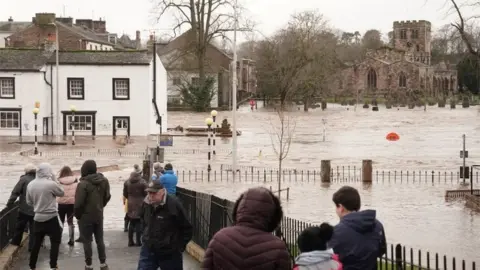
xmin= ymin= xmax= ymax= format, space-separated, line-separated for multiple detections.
xmin=43 ymin=66 xmax=54 ymax=136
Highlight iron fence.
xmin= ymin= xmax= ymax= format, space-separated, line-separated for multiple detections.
xmin=19 ymin=148 xmax=231 ymax=157
xmin=0 ymin=202 xmax=19 ymax=252
xmin=174 ymin=169 xmax=479 ymax=184
xmin=176 ymin=187 xmax=477 ymax=270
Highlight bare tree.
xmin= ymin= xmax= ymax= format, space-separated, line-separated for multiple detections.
xmin=448 ymin=0 xmax=480 ymax=58
xmin=153 ymin=0 xmax=252 ymax=85
xmin=268 ymin=108 xmax=296 ymax=199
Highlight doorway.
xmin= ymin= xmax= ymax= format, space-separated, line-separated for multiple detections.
xmin=113 ymin=116 xmax=130 ymax=138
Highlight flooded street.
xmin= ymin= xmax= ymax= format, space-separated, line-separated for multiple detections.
xmin=1 ymin=103 xmax=480 ymax=265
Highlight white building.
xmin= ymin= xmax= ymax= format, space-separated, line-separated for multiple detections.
xmin=0 ymin=49 xmax=167 ymax=138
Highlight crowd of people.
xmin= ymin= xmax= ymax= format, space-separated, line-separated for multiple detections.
xmin=7 ymin=159 xmax=387 ymax=270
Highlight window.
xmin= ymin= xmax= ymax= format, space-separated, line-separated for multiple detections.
xmin=412 ymin=30 xmax=419 ymax=39
xmin=416 ymin=44 xmax=420 ymax=52
xmin=191 ymin=77 xmax=199 ymax=85
xmin=0 ymin=111 xmax=19 ymax=129
xmin=89 ymin=44 xmax=92 ymax=50
xmin=68 ymin=115 xmax=92 ymax=131
xmin=112 ymin=78 xmax=130 ymax=100
xmin=400 ymin=29 xmax=407 ymax=39
xmin=399 ymin=73 xmax=407 ymax=88
xmin=67 ymin=78 xmax=85 ymax=99
xmin=173 ymin=77 xmax=182 ymax=85
xmin=0 ymin=77 xmax=15 ymax=99
xmin=367 ymin=68 xmax=377 ymax=89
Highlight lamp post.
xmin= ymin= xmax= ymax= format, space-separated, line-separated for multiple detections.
xmin=49 ymin=22 xmax=60 ymax=141
xmin=205 ymin=117 xmax=213 ymax=181
xmin=33 ymin=107 xmax=39 ymax=155
xmin=231 ymin=0 xmax=238 ymax=177
xmin=211 ymin=110 xmax=218 ymax=155
xmin=70 ymin=105 xmax=76 ymax=145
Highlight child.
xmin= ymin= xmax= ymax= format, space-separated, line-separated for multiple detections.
xmin=293 ymin=223 xmax=342 ymax=270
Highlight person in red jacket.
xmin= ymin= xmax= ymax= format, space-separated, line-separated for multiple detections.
xmin=293 ymin=223 xmax=342 ymax=270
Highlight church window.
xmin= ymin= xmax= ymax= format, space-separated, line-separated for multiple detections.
xmin=399 ymin=73 xmax=407 ymax=88
xmin=400 ymin=29 xmax=407 ymax=39
xmin=412 ymin=29 xmax=419 ymax=39
xmin=416 ymin=45 xmax=420 ymax=52
xmin=367 ymin=68 xmax=377 ymax=89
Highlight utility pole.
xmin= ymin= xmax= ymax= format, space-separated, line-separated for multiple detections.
xmin=231 ymin=0 xmax=238 ymax=178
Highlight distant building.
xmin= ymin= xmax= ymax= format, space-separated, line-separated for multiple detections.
xmin=151 ymin=30 xmax=256 ymax=108
xmin=0 ymin=48 xmax=167 ymax=137
xmin=4 ymin=13 xmax=141 ymax=51
xmin=0 ymin=17 xmax=30 ymax=48
xmin=337 ymin=20 xmax=457 ymax=98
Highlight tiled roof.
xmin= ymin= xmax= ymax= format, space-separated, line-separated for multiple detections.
xmin=0 ymin=21 xmax=31 ymax=32
xmin=0 ymin=49 xmax=49 ymax=71
xmin=47 ymin=50 xmax=152 ymax=65
xmin=57 ymin=21 xmax=114 ymax=46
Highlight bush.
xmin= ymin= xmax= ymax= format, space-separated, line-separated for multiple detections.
xmin=180 ymin=77 xmax=216 ymax=112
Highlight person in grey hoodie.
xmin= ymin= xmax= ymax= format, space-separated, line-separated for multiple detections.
xmin=6 ymin=164 xmax=36 ymax=252
xmin=26 ymin=163 xmax=64 ymax=270
xmin=293 ymin=223 xmax=343 ymax=270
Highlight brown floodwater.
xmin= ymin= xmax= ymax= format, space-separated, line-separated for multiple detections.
xmin=1 ymin=102 xmax=480 ymax=266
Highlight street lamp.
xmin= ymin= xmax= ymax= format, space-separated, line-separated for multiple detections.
xmin=70 ymin=105 xmax=76 ymax=145
xmin=49 ymin=22 xmax=60 ymax=141
xmin=205 ymin=117 xmax=213 ymax=181
xmin=33 ymin=107 xmax=39 ymax=155
xmin=231 ymin=0 xmax=238 ymax=177
xmin=210 ymin=110 xmax=218 ymax=155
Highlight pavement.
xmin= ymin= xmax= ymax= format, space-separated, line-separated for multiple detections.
xmin=12 ymin=230 xmax=201 ymax=270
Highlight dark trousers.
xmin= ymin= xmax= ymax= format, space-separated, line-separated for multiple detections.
xmin=58 ymin=204 xmax=74 ymax=225
xmin=29 ymin=216 xmax=62 ymax=269
xmin=128 ymin=218 xmax=142 ymax=244
xmin=11 ymin=212 xmax=34 ymax=250
xmin=79 ymin=221 xmax=106 ymax=266
xmin=137 ymin=245 xmax=183 ymax=270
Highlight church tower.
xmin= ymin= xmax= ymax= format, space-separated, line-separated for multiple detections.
xmin=392 ymin=20 xmax=431 ymax=65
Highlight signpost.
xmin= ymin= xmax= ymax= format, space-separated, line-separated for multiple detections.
xmin=460 ymin=134 xmax=468 ymax=185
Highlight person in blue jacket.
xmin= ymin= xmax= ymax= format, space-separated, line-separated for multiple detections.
xmin=157 ymin=163 xmax=177 ymax=195
xmin=328 ymin=186 xmax=386 ymax=270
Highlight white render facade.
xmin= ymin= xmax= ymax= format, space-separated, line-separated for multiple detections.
xmin=0 ymin=49 xmax=167 ymax=138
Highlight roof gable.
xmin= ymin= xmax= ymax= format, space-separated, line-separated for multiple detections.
xmin=0 ymin=21 xmax=31 ymax=32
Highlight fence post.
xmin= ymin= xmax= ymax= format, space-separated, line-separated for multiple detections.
xmin=321 ymin=160 xmax=331 ymax=183
xmin=142 ymin=159 xmax=151 ymax=182
xmin=362 ymin=160 xmax=372 ymax=182
xmin=394 ymin=244 xmax=403 ymax=270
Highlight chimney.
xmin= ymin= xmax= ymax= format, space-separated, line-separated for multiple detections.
xmin=75 ymin=19 xmax=93 ymax=30
xmin=34 ymin=13 xmax=56 ymax=26
xmin=56 ymin=17 xmax=73 ymax=26
xmin=8 ymin=16 xmax=13 ymax=22
xmin=93 ymin=18 xmax=106 ymax=33
xmin=135 ymin=30 xmax=141 ymax=50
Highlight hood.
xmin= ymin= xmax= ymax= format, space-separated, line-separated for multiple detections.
xmin=81 ymin=173 xmax=107 ymax=185
xmin=341 ymin=210 xmax=377 ymax=233
xmin=295 ymin=249 xmax=334 ymax=266
xmin=164 ymin=170 xmax=174 ymax=175
xmin=129 ymin=172 xmax=142 ymax=183
xmin=36 ymin=163 xmax=54 ymax=180
xmin=233 ymin=187 xmax=282 ymax=232
xmin=59 ymin=175 xmax=76 ymax=185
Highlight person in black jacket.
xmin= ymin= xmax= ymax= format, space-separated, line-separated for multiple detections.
xmin=6 ymin=164 xmax=36 ymax=252
xmin=137 ymin=181 xmax=192 ymax=270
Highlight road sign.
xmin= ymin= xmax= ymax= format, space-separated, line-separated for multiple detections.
xmin=159 ymin=135 xmax=173 ymax=146
xmin=460 ymin=150 xmax=469 ymax=158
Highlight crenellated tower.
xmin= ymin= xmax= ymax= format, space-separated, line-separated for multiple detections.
xmin=393 ymin=20 xmax=432 ymax=65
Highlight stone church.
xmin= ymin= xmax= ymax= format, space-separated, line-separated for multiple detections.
xmin=338 ymin=20 xmax=457 ymax=98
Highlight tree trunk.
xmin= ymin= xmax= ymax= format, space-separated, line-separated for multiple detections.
xmin=278 ymin=157 xmax=282 ymax=200
xmin=303 ymin=98 xmax=309 ymax=112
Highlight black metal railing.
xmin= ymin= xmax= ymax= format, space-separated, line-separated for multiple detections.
xmin=0 ymin=202 xmax=19 ymax=252
xmin=176 ymin=187 xmax=477 ymax=270
xmin=172 ymin=169 xmax=480 ymax=185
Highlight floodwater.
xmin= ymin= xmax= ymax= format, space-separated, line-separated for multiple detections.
xmin=1 ymin=102 xmax=480 ymax=265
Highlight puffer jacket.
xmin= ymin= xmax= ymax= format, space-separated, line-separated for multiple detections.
xmin=57 ymin=176 xmax=78 ymax=205
xmin=7 ymin=172 xmax=36 ymax=216
xmin=201 ymin=187 xmax=290 ymax=270
xmin=293 ymin=250 xmax=343 ymax=270
xmin=123 ymin=172 xmax=147 ymax=219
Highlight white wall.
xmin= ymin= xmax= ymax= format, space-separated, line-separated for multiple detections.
xmin=167 ymin=71 xmax=219 ymax=108
xmin=0 ymin=70 xmax=49 ymax=136
xmin=85 ymin=41 xmax=114 ymax=51
xmin=151 ymin=54 xmax=168 ymax=135
xmin=0 ymin=33 xmax=9 ymax=48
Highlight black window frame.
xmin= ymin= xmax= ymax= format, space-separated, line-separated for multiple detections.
xmin=0 ymin=77 xmax=15 ymax=99
xmin=112 ymin=78 xmax=130 ymax=100
xmin=67 ymin=77 xmax=85 ymax=100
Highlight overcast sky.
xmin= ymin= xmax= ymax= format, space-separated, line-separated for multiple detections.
xmin=0 ymin=0 xmax=473 ymax=42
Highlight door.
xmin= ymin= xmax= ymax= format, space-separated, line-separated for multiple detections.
xmin=43 ymin=117 xmax=49 ymax=135
xmin=113 ymin=116 xmax=130 ymax=138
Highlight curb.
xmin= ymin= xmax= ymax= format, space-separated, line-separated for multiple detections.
xmin=186 ymin=241 xmax=205 ymax=262
xmin=0 ymin=234 xmax=28 ymax=270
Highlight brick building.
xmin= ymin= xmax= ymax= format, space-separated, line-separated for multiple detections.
xmin=337 ymin=20 xmax=457 ymax=99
